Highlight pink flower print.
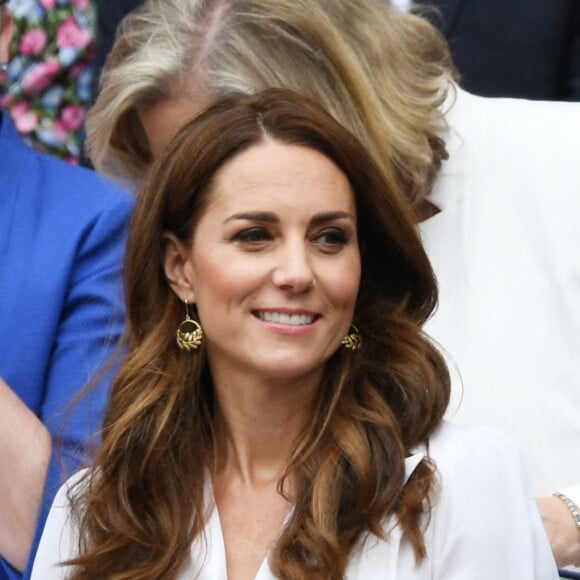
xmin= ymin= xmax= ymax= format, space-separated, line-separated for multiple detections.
xmin=60 ymin=104 xmax=86 ymax=132
xmin=38 ymin=119 xmax=69 ymax=145
xmin=19 ymin=29 xmax=49 ymax=56
xmin=38 ymin=0 xmax=57 ymax=8
xmin=68 ymin=62 xmax=89 ymax=79
xmin=11 ymin=102 xmax=30 ymax=117
xmin=70 ymin=62 xmax=87 ymax=79
xmin=71 ymin=0 xmax=90 ymax=10
xmin=64 ymin=155 xmax=80 ymax=166
xmin=57 ymin=17 xmax=92 ymax=51
xmin=21 ymin=58 xmax=61 ymax=94
xmin=52 ymin=119 xmax=71 ymax=143
xmin=11 ymin=102 xmax=39 ymax=134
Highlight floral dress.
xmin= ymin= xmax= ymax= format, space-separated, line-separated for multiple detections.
xmin=0 ymin=0 xmax=96 ymax=164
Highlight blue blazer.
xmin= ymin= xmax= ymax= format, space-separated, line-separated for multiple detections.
xmin=419 ymin=0 xmax=580 ymax=100
xmin=0 ymin=112 xmax=133 ymax=579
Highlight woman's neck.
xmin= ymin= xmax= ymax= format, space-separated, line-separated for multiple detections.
xmin=212 ymin=372 xmax=320 ymax=486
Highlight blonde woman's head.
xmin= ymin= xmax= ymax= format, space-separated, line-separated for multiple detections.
xmin=87 ymin=0 xmax=454 ymax=203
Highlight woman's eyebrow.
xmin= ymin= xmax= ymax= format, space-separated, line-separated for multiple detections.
xmin=225 ymin=211 xmax=278 ymax=223
xmin=310 ymin=211 xmax=355 ymax=226
xmin=224 ymin=210 xmax=355 ymax=225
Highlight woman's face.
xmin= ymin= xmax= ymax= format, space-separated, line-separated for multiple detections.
xmin=164 ymin=139 xmax=361 ymax=387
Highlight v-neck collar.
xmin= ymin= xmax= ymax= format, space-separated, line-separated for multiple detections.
xmin=181 ymin=447 xmax=430 ymax=579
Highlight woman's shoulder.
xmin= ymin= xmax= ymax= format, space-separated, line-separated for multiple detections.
xmin=428 ymin=420 xmax=518 ymax=457
xmin=355 ymin=422 xmax=557 ymax=578
xmin=408 ymin=420 xmax=520 ymax=465
xmin=409 ymin=422 xmax=558 ymax=578
xmin=404 ymin=421 xmax=533 ymax=516
xmin=424 ymin=420 xmax=524 ymax=484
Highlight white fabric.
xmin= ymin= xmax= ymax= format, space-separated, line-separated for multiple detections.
xmin=563 ymin=485 xmax=580 ymax=509
xmin=421 ymin=87 xmax=580 ymax=497
xmin=31 ymin=422 xmax=557 ymax=579
xmin=389 ymin=0 xmax=412 ymax=12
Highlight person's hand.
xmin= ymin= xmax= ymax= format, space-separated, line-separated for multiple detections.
xmin=537 ymin=495 xmax=580 ymax=567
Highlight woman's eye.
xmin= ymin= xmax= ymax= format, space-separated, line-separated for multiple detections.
xmin=233 ymin=227 xmax=272 ymax=244
xmin=313 ymin=228 xmax=350 ymax=251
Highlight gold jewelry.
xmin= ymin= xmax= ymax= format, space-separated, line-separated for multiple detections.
xmin=341 ymin=325 xmax=362 ymax=351
xmin=176 ymin=300 xmax=204 ymax=351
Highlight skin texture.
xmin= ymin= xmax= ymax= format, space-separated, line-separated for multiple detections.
xmin=163 ymin=140 xmax=361 ymax=578
xmin=0 ymin=378 xmax=51 ymax=572
xmin=138 ymin=97 xmax=203 ymax=159
xmin=537 ymin=496 xmax=580 ymax=567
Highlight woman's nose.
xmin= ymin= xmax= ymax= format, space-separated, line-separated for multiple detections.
xmin=271 ymin=243 xmax=315 ymax=292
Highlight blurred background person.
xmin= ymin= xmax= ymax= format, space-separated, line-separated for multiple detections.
xmin=0 ymin=2 xmax=133 ymax=578
xmin=84 ymin=0 xmax=580 ymax=570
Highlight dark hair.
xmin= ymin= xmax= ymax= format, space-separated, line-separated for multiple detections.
xmin=69 ymin=88 xmax=449 ymax=579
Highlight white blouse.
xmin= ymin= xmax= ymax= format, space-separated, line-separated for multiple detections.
xmin=421 ymin=87 xmax=580 ymax=505
xmin=31 ymin=422 xmax=557 ymax=579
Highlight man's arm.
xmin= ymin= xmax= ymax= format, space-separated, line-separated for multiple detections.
xmin=0 ymin=378 xmax=51 ymax=572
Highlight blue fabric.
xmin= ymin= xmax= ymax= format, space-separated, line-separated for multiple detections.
xmin=0 ymin=111 xmax=133 ymax=579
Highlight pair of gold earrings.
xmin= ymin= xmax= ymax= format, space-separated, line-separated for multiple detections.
xmin=175 ymin=302 xmax=362 ymax=351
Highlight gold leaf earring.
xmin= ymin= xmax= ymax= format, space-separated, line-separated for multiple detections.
xmin=341 ymin=325 xmax=362 ymax=351
xmin=176 ymin=299 xmax=204 ymax=351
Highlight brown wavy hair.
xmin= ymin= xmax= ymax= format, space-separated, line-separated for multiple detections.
xmin=68 ymin=88 xmax=450 ymax=579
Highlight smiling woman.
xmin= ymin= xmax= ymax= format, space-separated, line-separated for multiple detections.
xmin=163 ymin=139 xmax=361 ymax=385
xmin=30 ymin=89 xmax=557 ymax=579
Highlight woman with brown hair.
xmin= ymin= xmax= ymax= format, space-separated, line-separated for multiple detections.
xmin=84 ymin=0 xmax=580 ymax=567
xmin=31 ymin=89 xmax=556 ymax=579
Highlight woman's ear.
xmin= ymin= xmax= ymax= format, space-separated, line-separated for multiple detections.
xmin=163 ymin=232 xmax=196 ymax=302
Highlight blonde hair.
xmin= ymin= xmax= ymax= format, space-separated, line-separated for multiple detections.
xmin=87 ymin=0 xmax=454 ymax=203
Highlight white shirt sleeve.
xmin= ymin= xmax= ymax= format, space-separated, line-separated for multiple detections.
xmin=427 ymin=423 xmax=559 ymax=579
xmin=30 ymin=470 xmax=86 ymax=580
